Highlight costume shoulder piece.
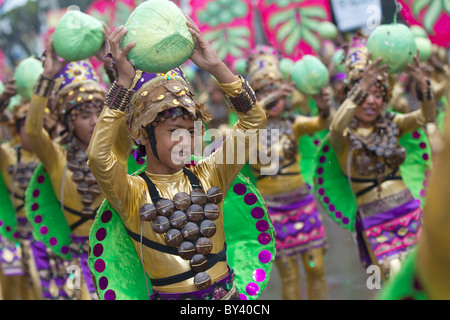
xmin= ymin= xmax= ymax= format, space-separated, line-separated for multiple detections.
xmin=88 ymin=171 xmax=276 ymax=300
xmin=377 ymin=249 xmax=427 ymax=300
xmin=313 ymin=128 xmax=431 ymax=232
xmin=0 ymin=172 xmax=18 ymax=241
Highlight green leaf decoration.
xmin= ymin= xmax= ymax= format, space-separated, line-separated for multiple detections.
xmin=423 ymin=0 xmax=442 ymax=34
xmin=412 ymin=0 xmax=430 ymax=17
xmin=443 ymin=0 xmax=450 ymax=14
xmin=285 ymin=25 xmax=302 ymax=54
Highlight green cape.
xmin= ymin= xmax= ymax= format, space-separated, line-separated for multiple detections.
xmin=313 ymin=127 xmax=432 ymax=232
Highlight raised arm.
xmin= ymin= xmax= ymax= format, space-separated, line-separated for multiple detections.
xmin=393 ymin=53 xmax=436 ymax=135
xmin=185 ymin=16 xmax=266 ymax=192
xmin=87 ymin=26 xmax=138 ymax=216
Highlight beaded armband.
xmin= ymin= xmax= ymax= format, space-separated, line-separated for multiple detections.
xmin=416 ymin=79 xmax=434 ymax=103
xmin=224 ymin=76 xmax=257 ymax=114
xmin=34 ymin=75 xmax=55 ymax=98
xmin=348 ymin=86 xmax=369 ymax=106
xmin=105 ymin=81 xmax=135 ymax=112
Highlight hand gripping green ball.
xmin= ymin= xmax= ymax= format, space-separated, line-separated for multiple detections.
xmin=367 ymin=23 xmax=417 ymax=74
xmin=53 ymin=10 xmax=104 ymax=61
xmin=120 ymin=0 xmax=195 ymax=74
xmin=291 ymin=55 xmax=329 ymax=95
xmin=14 ymin=57 xmax=44 ymax=102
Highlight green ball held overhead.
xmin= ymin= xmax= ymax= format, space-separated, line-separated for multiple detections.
xmin=121 ymin=0 xmax=194 ymax=74
xmin=53 ymin=10 xmax=104 ymax=61
xmin=279 ymin=58 xmax=295 ymax=79
xmin=291 ymin=55 xmax=329 ymax=95
xmin=414 ymin=37 xmax=432 ymax=62
xmin=233 ymin=58 xmax=247 ymax=75
xmin=367 ymin=23 xmax=417 ymax=74
xmin=317 ymin=21 xmax=338 ymax=40
xmin=14 ymin=57 xmax=44 ymax=102
xmin=409 ymin=25 xmax=428 ymax=39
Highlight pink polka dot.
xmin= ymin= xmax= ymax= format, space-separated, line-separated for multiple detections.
xmin=239 ymin=294 xmax=248 ymax=300
xmin=34 ymin=215 xmax=43 ymax=224
xmin=253 ymin=269 xmax=267 ymax=282
xmin=258 ymin=250 xmax=272 ymax=264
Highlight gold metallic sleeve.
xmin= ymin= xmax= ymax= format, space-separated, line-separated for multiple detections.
xmin=328 ymin=98 xmax=357 ymax=153
xmin=293 ymin=115 xmax=329 ymax=140
xmin=417 ymin=105 xmax=450 ymax=299
xmin=393 ymin=98 xmax=436 ymax=136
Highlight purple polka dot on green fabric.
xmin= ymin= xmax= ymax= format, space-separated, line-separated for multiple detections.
xmin=412 ymin=131 xmax=420 ymax=139
xmin=319 ymin=156 xmax=326 ymax=163
xmin=32 ymin=189 xmax=40 ymax=198
xmin=258 ymin=250 xmax=272 ymax=263
xmin=420 ymin=189 xmax=426 ymax=197
xmin=101 ymin=210 xmax=112 ymax=224
xmin=40 ymin=226 xmax=48 ymax=235
xmin=251 ymin=207 xmax=264 ymax=219
xmin=12 ymin=232 xmax=19 ymax=239
xmin=258 ymin=233 xmax=271 ymax=245
xmin=422 ymin=153 xmax=429 ymax=161
xmin=96 ymin=228 xmax=107 ymax=241
xmin=61 ymin=246 xmax=69 ymax=255
xmin=252 ymin=269 xmax=266 ymax=282
xmin=328 ymin=204 xmax=335 ymax=212
xmin=99 ymin=276 xmax=108 ymax=290
xmin=318 ymin=188 xmax=325 ymax=196
xmin=93 ymin=243 xmax=104 ymax=257
xmin=314 ymin=139 xmax=320 ymax=146
xmin=244 ymin=193 xmax=257 ymax=206
xmin=5 ymin=226 xmax=11 ymax=232
xmin=419 ymin=142 xmax=426 ymax=149
xmin=322 ymin=145 xmax=329 ymax=153
xmin=317 ymin=167 xmax=324 ymax=175
xmin=104 ymin=289 xmax=116 ymax=300
xmin=256 ymin=220 xmax=269 ymax=232
xmin=37 ymin=175 xmax=45 ymax=184
xmin=94 ymin=259 xmax=105 ymax=273
xmin=233 ymin=183 xmax=247 ymax=196
xmin=49 ymin=237 xmax=57 ymax=246
xmin=318 ymin=177 xmax=323 ymax=185
xmin=34 ymin=215 xmax=43 ymax=224
xmin=239 ymin=293 xmax=248 ymax=300
xmin=342 ymin=217 xmax=350 ymax=225
xmin=335 ymin=211 xmax=342 ymax=219
xmin=0 ymin=220 xmax=3 ymax=226
xmin=246 ymin=282 xmax=259 ymax=296
xmin=323 ymin=196 xmax=330 ymax=204
xmin=31 ymin=203 xmax=39 ymax=211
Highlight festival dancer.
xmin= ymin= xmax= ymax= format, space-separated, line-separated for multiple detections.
xmin=378 ymin=83 xmax=450 ymax=300
xmin=246 ymin=45 xmax=330 ymax=300
xmin=0 ymin=73 xmax=59 ymax=300
xmin=24 ymin=40 xmax=132 ymax=299
xmin=86 ymin=16 xmax=269 ymax=300
xmin=319 ymin=39 xmax=435 ymax=282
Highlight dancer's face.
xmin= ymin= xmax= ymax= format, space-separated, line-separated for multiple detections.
xmin=256 ymin=86 xmax=285 ymax=118
xmin=73 ymin=106 xmax=101 ymax=147
xmin=145 ymin=116 xmax=196 ymax=172
xmin=355 ymin=85 xmax=384 ymax=127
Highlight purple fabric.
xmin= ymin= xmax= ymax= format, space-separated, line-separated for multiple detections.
xmin=0 ymin=235 xmax=24 ymax=276
xmin=29 ymin=239 xmax=69 ymax=299
xmin=268 ymin=194 xmax=327 ymax=256
xmin=355 ymin=198 xmax=422 ymax=268
xmin=131 ymin=68 xmax=185 ymax=92
xmin=358 ymin=199 xmax=421 ymax=230
xmin=70 ymin=235 xmax=97 ymax=298
xmin=54 ymin=61 xmax=98 ymax=93
xmin=268 ymin=194 xmax=316 ymax=213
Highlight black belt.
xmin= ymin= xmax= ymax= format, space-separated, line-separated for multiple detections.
xmin=350 ymin=168 xmax=402 ymax=198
